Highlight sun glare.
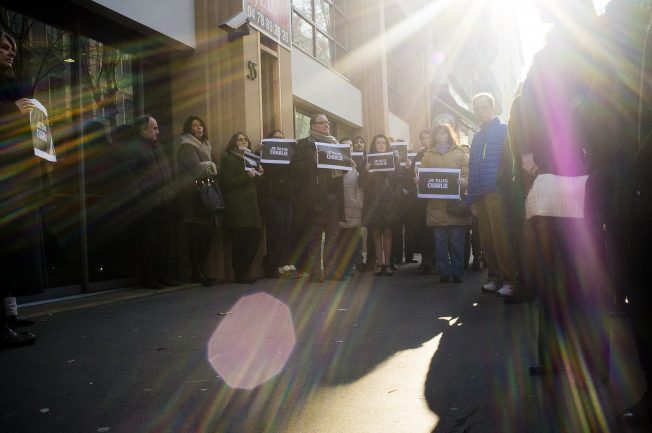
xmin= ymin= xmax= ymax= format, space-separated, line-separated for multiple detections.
xmin=493 ymin=0 xmax=610 ymax=81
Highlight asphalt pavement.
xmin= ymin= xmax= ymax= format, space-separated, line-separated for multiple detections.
xmin=1 ymin=263 xmax=647 ymax=433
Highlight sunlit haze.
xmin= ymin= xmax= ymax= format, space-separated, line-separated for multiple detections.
xmin=499 ymin=0 xmax=610 ymax=81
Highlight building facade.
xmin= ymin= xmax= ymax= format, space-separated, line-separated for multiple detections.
xmin=2 ymin=0 xmax=433 ymax=301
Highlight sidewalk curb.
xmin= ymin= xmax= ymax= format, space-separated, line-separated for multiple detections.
xmin=20 ymin=283 xmax=203 ymax=319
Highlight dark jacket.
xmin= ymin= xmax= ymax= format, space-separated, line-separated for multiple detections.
xmin=0 ymin=76 xmax=41 ymax=211
xmin=467 ymin=117 xmax=508 ymax=202
xmin=361 ymin=157 xmax=409 ymax=228
xmin=258 ymin=163 xmax=294 ymax=200
xmin=176 ymin=133 xmax=219 ymax=225
xmin=579 ymin=3 xmax=652 ymax=222
xmin=221 ymin=151 xmax=262 ymax=229
xmin=291 ymin=136 xmax=344 ymax=225
xmin=127 ymin=136 xmax=175 ymax=220
xmin=0 ymin=75 xmax=46 ymax=295
xmin=519 ymin=27 xmax=594 ymax=178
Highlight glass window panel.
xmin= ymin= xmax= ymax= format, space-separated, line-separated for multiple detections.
xmin=292 ymin=0 xmax=313 ymax=20
xmin=79 ymin=38 xmax=133 ymax=129
xmin=78 ymin=36 xmax=136 ymax=282
xmin=315 ymin=31 xmax=333 ymax=66
xmin=1 ymin=7 xmax=138 ymax=288
xmin=334 ymin=10 xmax=348 ymax=49
xmin=292 ymin=12 xmax=314 ymax=54
xmin=314 ymin=0 xmax=332 ymax=33
xmin=294 ymin=109 xmax=311 ymax=139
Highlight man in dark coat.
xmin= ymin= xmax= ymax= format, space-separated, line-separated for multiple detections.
xmin=290 ymin=114 xmax=345 ymax=282
xmin=128 ymin=115 xmax=178 ymax=289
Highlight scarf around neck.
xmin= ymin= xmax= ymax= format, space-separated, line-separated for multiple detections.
xmin=435 ymin=143 xmax=451 ymax=154
xmin=179 ymin=133 xmax=212 ymax=161
xmin=310 ymin=129 xmax=338 ymax=144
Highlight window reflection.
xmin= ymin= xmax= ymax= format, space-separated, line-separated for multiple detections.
xmin=292 ymin=0 xmax=348 ymax=70
xmin=315 ymin=31 xmax=333 ymax=66
xmin=292 ymin=12 xmax=314 ymax=54
xmin=314 ymin=0 xmax=332 ymax=33
xmin=293 ymin=0 xmax=313 ymax=20
xmin=1 ymin=7 xmax=137 ymax=289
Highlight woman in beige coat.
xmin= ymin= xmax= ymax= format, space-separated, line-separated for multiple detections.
xmin=420 ymin=124 xmax=470 ymax=282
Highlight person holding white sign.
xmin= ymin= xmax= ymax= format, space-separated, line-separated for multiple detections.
xmin=259 ymin=129 xmax=302 ymax=279
xmin=290 ymin=114 xmax=345 ymax=282
xmin=221 ymin=132 xmax=264 ymax=284
xmin=420 ymin=124 xmax=470 ymax=283
xmin=0 ymin=31 xmax=40 ymax=348
xmin=361 ymin=134 xmax=411 ymax=276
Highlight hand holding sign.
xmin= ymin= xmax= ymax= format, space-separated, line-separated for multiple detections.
xmin=417 ymin=168 xmax=461 ymax=199
xmin=261 ymin=139 xmax=295 ymax=164
xmin=315 ymin=142 xmax=352 ymax=171
xmin=366 ymin=152 xmax=395 ymax=172
xmin=390 ymin=142 xmax=408 ymax=166
xmin=243 ymin=150 xmax=262 ymax=176
xmin=15 ymin=98 xmax=35 ymax=114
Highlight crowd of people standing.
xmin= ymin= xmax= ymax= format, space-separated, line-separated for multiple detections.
xmin=3 ymin=0 xmax=652 ymax=428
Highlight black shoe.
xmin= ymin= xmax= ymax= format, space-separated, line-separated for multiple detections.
xmin=440 ymin=276 xmax=450 ymax=283
xmin=418 ymin=264 xmax=432 ymax=273
xmin=384 ymin=266 xmax=394 ymax=276
xmin=234 ymin=277 xmax=256 ymax=284
xmin=374 ymin=265 xmax=385 ymax=276
xmin=619 ymin=392 xmax=651 ymax=426
xmin=452 ymin=275 xmax=463 ymax=283
xmin=1 ymin=329 xmax=36 ymax=349
xmin=471 ymin=261 xmax=481 ymax=271
xmin=7 ymin=316 xmax=35 ymax=329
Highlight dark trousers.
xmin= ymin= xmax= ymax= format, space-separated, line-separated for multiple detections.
xmin=137 ymin=208 xmax=175 ymax=282
xmin=262 ymin=196 xmax=293 ymax=276
xmin=531 ymin=217 xmax=610 ymax=382
xmin=408 ymin=202 xmax=433 ymax=267
xmin=391 ymin=224 xmax=404 ymax=264
xmin=292 ymin=224 xmax=324 ymax=278
xmin=0 ymin=207 xmax=45 ymax=296
xmin=292 ymin=194 xmax=342 ymax=279
xmin=229 ymin=228 xmax=261 ymax=280
xmin=335 ymin=227 xmax=361 ymax=276
xmin=186 ymin=222 xmax=215 ymax=277
xmin=509 ymin=218 xmax=540 ymax=299
xmin=464 ymin=217 xmax=482 ymax=267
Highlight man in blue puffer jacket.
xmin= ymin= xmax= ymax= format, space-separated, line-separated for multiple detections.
xmin=467 ymin=92 xmax=516 ymax=297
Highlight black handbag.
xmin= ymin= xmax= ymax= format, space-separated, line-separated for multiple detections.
xmin=446 ymin=197 xmax=471 ymax=217
xmin=194 ymin=177 xmax=225 ymax=213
